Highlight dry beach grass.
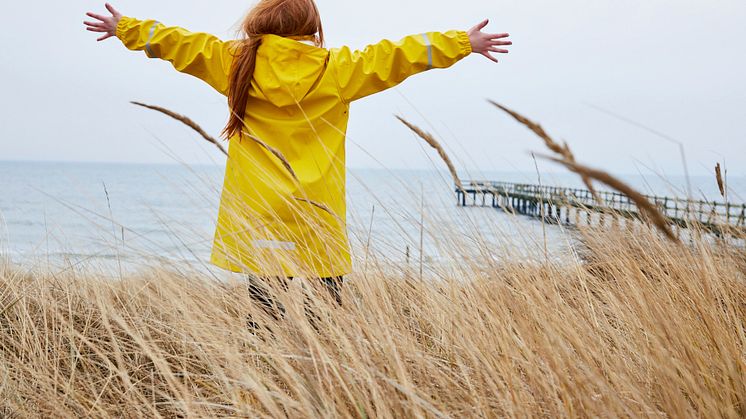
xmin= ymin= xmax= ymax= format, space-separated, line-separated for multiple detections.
xmin=1 ymin=225 xmax=745 ymax=418
xmin=1 ymin=105 xmax=744 ymax=418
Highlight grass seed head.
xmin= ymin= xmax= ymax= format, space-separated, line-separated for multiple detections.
xmin=396 ymin=116 xmax=463 ymax=191
xmin=715 ymin=163 xmax=725 ymax=198
xmin=488 ymin=100 xmax=602 ymax=203
xmin=131 ymin=101 xmax=229 ymax=157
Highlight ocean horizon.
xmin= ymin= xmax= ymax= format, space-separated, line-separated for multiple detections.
xmin=2 ymin=160 xmax=743 ymax=274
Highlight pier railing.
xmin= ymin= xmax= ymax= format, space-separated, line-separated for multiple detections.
xmin=457 ymin=180 xmax=746 ymax=235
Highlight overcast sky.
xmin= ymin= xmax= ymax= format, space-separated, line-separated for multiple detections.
xmin=1 ymin=0 xmax=744 ymax=176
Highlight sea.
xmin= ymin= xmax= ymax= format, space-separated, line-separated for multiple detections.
xmin=1 ymin=161 xmax=743 ymax=276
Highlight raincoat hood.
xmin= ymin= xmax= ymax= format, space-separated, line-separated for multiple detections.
xmin=253 ymin=35 xmax=329 ymax=107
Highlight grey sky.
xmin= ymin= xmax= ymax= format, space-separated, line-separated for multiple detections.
xmin=1 ymin=0 xmax=744 ymax=176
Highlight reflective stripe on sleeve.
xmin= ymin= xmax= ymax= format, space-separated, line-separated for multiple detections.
xmin=145 ymin=21 xmax=160 ymax=58
xmin=421 ymin=33 xmax=433 ymax=70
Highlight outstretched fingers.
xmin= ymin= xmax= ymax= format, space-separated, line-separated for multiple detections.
xmin=105 ymin=3 xmax=121 ymax=18
xmin=481 ymin=52 xmax=499 ymax=63
xmin=488 ymin=34 xmax=511 ymax=55
xmin=487 ymin=46 xmax=510 ymax=54
xmin=466 ymin=19 xmax=512 ymax=63
xmin=86 ymin=12 xmax=108 ymax=22
xmin=84 ymin=4 xmax=123 ymax=42
xmin=470 ymin=19 xmax=490 ymax=33
xmin=491 ymin=39 xmax=512 ymax=47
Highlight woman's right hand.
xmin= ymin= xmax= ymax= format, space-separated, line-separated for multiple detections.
xmin=84 ymin=3 xmax=122 ymax=42
xmin=468 ymin=19 xmax=511 ymax=63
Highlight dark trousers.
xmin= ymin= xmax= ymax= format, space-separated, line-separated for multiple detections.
xmin=248 ymin=276 xmax=344 ymax=320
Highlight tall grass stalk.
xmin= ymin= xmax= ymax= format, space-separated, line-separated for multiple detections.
xmin=1 ymin=225 xmax=743 ymax=417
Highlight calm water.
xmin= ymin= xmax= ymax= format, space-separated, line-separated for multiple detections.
xmin=1 ymin=161 xmax=742 ymax=274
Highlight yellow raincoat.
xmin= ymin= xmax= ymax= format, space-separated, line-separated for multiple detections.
xmin=116 ymin=17 xmax=472 ymax=277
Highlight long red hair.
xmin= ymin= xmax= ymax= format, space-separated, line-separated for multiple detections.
xmin=223 ymin=0 xmax=324 ymax=139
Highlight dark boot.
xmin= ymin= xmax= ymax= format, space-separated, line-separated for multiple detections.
xmin=304 ymin=277 xmax=344 ymax=331
xmin=321 ymin=276 xmax=344 ymax=306
xmin=248 ymin=276 xmax=288 ymax=321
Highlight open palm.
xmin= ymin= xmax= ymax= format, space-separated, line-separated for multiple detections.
xmin=468 ymin=19 xmax=512 ymax=63
xmin=84 ymin=3 xmax=122 ymax=42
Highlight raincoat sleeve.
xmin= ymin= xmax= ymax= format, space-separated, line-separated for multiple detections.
xmin=115 ymin=16 xmax=234 ymax=95
xmin=330 ymin=31 xmax=472 ymax=103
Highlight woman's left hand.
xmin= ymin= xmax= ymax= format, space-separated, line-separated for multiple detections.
xmin=468 ymin=19 xmax=512 ymax=63
xmin=84 ymin=3 xmax=122 ymax=42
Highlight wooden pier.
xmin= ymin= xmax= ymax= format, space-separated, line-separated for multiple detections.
xmin=457 ymin=180 xmax=746 ymax=237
